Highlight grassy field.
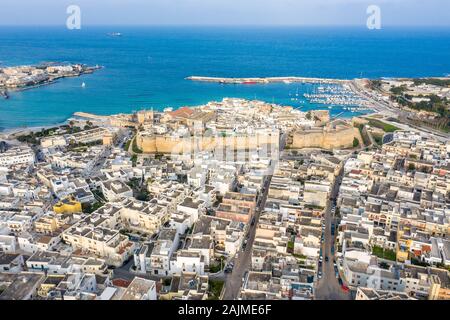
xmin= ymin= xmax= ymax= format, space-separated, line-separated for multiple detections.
xmin=367 ymin=119 xmax=400 ymax=133
xmin=131 ymin=136 xmax=143 ymax=153
xmin=372 ymin=245 xmax=396 ymax=261
xmin=208 ymin=280 xmax=224 ymax=300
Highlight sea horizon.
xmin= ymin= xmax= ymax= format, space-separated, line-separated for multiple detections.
xmin=1 ymin=25 xmax=450 ymax=131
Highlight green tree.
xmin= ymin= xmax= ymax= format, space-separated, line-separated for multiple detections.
xmin=305 ymin=111 xmax=312 ymax=120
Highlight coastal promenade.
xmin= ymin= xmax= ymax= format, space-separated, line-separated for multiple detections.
xmin=73 ymin=112 xmax=109 ymax=121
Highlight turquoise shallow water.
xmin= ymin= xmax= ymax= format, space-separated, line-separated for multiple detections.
xmin=1 ymin=26 xmax=450 ymax=130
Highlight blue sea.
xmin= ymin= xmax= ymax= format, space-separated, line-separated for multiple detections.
xmin=1 ymin=26 xmax=450 ymax=131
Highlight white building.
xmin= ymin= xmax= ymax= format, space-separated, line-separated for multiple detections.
xmin=100 ymin=180 xmax=133 ymax=202
xmin=120 ymin=277 xmax=157 ymax=300
xmin=0 ymin=146 xmax=35 ymax=167
xmin=0 ymin=235 xmax=16 ymax=253
xmin=169 ymin=250 xmax=205 ymax=275
xmin=41 ymin=135 xmax=67 ymax=148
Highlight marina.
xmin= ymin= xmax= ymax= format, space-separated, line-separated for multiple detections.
xmin=187 ymin=76 xmax=373 ymax=114
xmin=303 ymin=84 xmax=369 ymax=110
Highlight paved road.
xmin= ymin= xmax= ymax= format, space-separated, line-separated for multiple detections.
xmin=83 ymin=128 xmax=131 ymax=178
xmin=113 ymin=267 xmax=163 ymax=283
xmin=315 ymin=167 xmax=351 ymax=300
xmin=349 ymin=80 xmax=450 ymax=143
xmin=222 ymin=175 xmax=272 ymax=300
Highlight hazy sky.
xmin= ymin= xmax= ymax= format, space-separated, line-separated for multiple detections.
xmin=1 ymin=0 xmax=449 ymax=26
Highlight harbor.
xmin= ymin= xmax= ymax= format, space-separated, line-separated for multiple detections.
xmin=187 ymin=76 xmax=373 ymax=114
xmin=302 ymin=83 xmax=371 ymax=113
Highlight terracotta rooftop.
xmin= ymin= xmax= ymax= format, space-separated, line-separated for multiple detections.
xmin=169 ymin=107 xmax=194 ymax=118
xmin=112 ymin=278 xmax=131 ymax=288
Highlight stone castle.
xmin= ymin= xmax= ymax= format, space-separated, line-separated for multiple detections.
xmin=136 ymin=131 xmax=280 ymax=155
xmin=289 ymin=120 xmax=361 ymax=150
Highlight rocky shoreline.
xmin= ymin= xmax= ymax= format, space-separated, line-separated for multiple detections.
xmin=0 ymin=63 xmax=102 ymax=99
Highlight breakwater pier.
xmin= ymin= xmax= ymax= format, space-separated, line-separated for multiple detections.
xmin=186 ymin=76 xmax=347 ymax=85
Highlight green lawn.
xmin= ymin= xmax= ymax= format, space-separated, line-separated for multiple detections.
xmin=124 ymin=139 xmax=132 ymax=151
xmin=287 ymin=241 xmax=295 ymax=251
xmin=209 ymin=257 xmax=225 ymax=273
xmin=208 ymin=280 xmax=224 ymax=300
xmin=82 ymin=201 xmax=104 ymax=214
xmin=132 ymin=136 xmax=143 ymax=153
xmin=293 ymin=253 xmax=307 ymax=259
xmin=373 ymin=135 xmax=383 ymax=145
xmin=367 ymin=119 xmax=400 ymax=133
xmin=372 ymin=245 xmax=396 ymax=261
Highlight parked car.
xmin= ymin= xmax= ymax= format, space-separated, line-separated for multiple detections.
xmin=341 ymin=284 xmax=349 ymax=292
xmin=242 ymin=271 xmax=248 ymax=283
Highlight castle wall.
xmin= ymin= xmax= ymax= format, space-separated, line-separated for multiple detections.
xmin=291 ymin=126 xmax=361 ymax=150
xmin=136 ymin=132 xmax=280 ymax=154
